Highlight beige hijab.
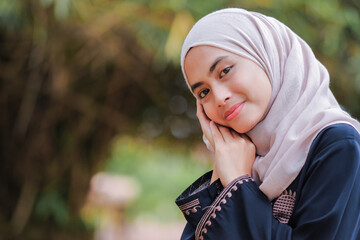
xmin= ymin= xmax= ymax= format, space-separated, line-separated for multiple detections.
xmin=180 ymin=8 xmax=360 ymax=200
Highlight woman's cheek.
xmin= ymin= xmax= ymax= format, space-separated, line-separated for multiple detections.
xmin=202 ymin=105 xmax=211 ymax=119
xmin=204 ymin=106 xmax=222 ymax=125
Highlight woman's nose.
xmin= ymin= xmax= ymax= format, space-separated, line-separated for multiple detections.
xmin=214 ymin=84 xmax=231 ymax=107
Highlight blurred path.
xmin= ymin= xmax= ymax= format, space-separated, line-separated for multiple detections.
xmin=94 ymin=220 xmax=186 ymax=240
xmin=124 ymin=221 xmax=185 ymax=240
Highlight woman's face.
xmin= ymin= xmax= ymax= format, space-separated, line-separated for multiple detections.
xmin=184 ymin=45 xmax=272 ymax=133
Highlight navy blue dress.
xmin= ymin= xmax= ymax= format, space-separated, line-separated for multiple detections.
xmin=175 ymin=124 xmax=360 ymax=239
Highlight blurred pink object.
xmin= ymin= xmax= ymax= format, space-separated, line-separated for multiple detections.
xmin=82 ymin=172 xmax=140 ymax=240
xmin=87 ymin=172 xmax=140 ymax=209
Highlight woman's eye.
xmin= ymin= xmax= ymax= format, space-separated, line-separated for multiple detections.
xmin=219 ymin=67 xmax=231 ymax=78
xmin=198 ymin=89 xmax=209 ymax=99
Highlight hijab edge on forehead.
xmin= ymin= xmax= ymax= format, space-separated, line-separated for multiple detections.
xmin=180 ymin=8 xmax=360 ymax=200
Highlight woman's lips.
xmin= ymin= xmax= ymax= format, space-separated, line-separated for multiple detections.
xmin=224 ymin=102 xmax=245 ymax=121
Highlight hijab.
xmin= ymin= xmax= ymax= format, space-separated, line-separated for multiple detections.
xmin=180 ymin=8 xmax=360 ymax=200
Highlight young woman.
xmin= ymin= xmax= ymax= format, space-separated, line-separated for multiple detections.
xmin=175 ymin=8 xmax=360 ymax=240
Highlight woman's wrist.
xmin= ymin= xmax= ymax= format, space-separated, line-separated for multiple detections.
xmin=221 ymin=171 xmax=252 ymax=187
xmin=210 ymin=168 xmax=219 ymax=184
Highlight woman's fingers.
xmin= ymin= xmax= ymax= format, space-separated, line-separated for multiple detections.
xmin=231 ymin=129 xmax=243 ymax=139
xmin=196 ymin=100 xmax=248 ymax=150
xmin=217 ymin=125 xmax=233 ymax=142
xmin=209 ymin=121 xmax=224 ymax=145
xmin=209 ymin=121 xmax=241 ymax=146
xmin=196 ymin=100 xmax=210 ymax=123
xmin=196 ymin=101 xmax=215 ymax=149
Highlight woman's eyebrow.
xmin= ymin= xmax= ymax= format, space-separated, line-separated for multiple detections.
xmin=209 ymin=56 xmax=228 ymax=74
xmin=191 ymin=81 xmax=204 ymax=92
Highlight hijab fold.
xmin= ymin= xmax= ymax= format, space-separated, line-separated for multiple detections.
xmin=181 ymin=8 xmax=360 ymax=200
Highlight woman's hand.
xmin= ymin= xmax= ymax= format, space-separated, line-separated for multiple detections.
xmin=209 ymin=121 xmax=256 ymax=187
xmin=196 ymin=101 xmax=256 ymax=186
xmin=196 ymin=100 xmax=214 ymax=149
xmin=196 ymin=101 xmax=219 ymax=182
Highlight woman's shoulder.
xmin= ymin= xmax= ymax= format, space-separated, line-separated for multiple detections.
xmin=306 ymin=123 xmax=360 ymax=163
xmin=298 ymin=123 xmax=360 ymax=187
xmin=312 ymin=123 xmax=360 ymax=149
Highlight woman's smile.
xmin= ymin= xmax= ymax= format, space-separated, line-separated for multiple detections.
xmin=224 ymin=101 xmax=246 ymax=121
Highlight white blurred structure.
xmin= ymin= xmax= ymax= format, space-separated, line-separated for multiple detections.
xmin=82 ymin=172 xmax=140 ymax=240
xmin=82 ymin=172 xmax=185 ymax=240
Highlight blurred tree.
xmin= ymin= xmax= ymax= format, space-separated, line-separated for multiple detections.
xmin=0 ymin=0 xmax=359 ymax=239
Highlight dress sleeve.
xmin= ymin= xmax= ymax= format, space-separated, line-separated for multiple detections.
xmin=176 ymin=130 xmax=360 ymax=240
xmin=175 ymin=171 xmax=224 ymax=240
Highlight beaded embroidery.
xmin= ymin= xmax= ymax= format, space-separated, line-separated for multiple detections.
xmin=272 ymin=190 xmax=296 ymax=224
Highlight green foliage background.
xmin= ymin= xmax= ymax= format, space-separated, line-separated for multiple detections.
xmin=1 ymin=0 xmax=359 ymax=239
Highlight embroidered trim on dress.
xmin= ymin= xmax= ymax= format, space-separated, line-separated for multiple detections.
xmin=195 ymin=175 xmax=253 ymax=240
xmin=272 ymin=190 xmax=296 ymax=224
xmin=179 ymin=198 xmax=201 ymax=215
